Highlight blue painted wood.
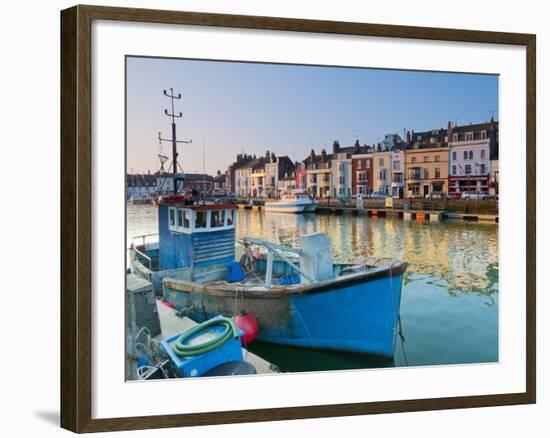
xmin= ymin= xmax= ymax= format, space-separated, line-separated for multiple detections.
xmin=163 ymin=272 xmax=404 ymax=358
xmin=158 ymin=205 xmax=235 ymax=270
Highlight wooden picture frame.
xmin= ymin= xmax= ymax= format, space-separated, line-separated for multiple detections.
xmin=60 ymin=4 xmax=536 ymax=433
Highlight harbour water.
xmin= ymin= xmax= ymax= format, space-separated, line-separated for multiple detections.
xmin=127 ymin=204 xmax=498 ymax=371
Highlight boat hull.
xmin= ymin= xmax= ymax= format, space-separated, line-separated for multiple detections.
xmin=264 ymin=203 xmax=307 ymax=213
xmin=163 ymin=266 xmax=405 ymax=357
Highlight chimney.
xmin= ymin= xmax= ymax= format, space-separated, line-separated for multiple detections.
xmin=271 ymin=152 xmax=276 ymax=163
xmin=321 ymin=149 xmax=327 ymax=161
xmin=447 ymin=121 xmax=453 ymax=142
xmin=332 ymin=140 xmax=340 ymax=155
xmin=406 ymin=130 xmax=411 ymax=143
xmin=310 ymin=149 xmax=315 ymax=161
xmin=217 ymin=169 xmax=221 ymax=176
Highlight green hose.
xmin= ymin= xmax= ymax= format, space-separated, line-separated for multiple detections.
xmin=171 ymin=316 xmax=239 ymax=357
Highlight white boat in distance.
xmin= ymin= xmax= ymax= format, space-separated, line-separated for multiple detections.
xmin=264 ymin=191 xmax=317 ymax=213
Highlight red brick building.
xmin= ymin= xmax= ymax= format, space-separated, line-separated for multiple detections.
xmin=351 ymin=146 xmax=375 ymax=196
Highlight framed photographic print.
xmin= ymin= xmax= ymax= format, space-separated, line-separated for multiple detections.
xmin=60 ymin=4 xmax=536 ymax=433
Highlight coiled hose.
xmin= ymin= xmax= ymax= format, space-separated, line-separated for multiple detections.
xmin=171 ymin=316 xmax=239 ymax=357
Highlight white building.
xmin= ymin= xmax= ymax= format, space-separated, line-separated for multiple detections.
xmin=127 ymin=173 xmax=157 ymax=200
xmin=330 ymin=141 xmax=353 ymax=199
xmin=234 ymin=164 xmax=253 ymax=198
xmin=448 ymin=120 xmax=498 ymax=195
xmin=390 ymin=149 xmax=405 ymax=198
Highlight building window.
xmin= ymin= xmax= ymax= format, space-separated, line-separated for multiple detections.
xmin=481 ymin=149 xmax=486 ymax=159
xmin=465 ymin=165 xmax=472 ymax=175
xmin=393 ymin=161 xmax=400 ymax=171
xmin=463 ymin=151 xmax=468 ymax=160
xmin=417 ymin=135 xmax=422 ymax=141
xmin=453 ymin=133 xmax=458 ymax=141
xmin=424 ymin=156 xmax=429 ymax=162
xmin=452 ymin=151 xmax=457 ymax=160
xmin=452 ymin=165 xmax=457 ymax=175
xmin=423 ymin=168 xmax=429 ymax=179
xmin=481 ymin=130 xmax=487 ymax=139
xmin=435 ymin=155 xmax=440 ymax=162
xmin=465 ymin=132 xmax=474 ymax=141
xmin=357 ymin=160 xmax=362 ymax=169
xmin=480 ymin=164 xmax=486 ymax=174
xmin=469 ymin=150 xmax=473 ymax=160
xmin=366 ymin=160 xmax=370 ymax=168
xmin=379 ymin=158 xmax=384 ymax=166
xmin=435 ymin=168 xmax=441 ymax=178
xmin=411 ymin=156 xmax=417 ymax=163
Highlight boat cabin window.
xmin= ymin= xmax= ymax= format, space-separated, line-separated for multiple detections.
xmin=169 ymin=208 xmax=176 ymax=227
xmin=195 ymin=211 xmax=208 ymax=229
xmin=211 ymin=210 xmax=225 ymax=228
xmin=226 ymin=209 xmax=234 ymax=226
xmin=169 ymin=207 xmax=235 ymax=233
xmin=183 ymin=210 xmax=190 ymax=228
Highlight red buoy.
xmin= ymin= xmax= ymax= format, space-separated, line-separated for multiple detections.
xmin=235 ymin=311 xmax=259 ymax=346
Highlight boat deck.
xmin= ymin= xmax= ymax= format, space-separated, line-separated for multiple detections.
xmin=154 ymin=299 xmax=279 ymax=375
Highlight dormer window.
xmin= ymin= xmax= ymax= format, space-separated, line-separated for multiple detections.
xmin=481 ymin=130 xmax=487 ymax=139
xmin=452 ymin=133 xmax=458 ymax=141
xmin=465 ymin=132 xmax=474 ymax=141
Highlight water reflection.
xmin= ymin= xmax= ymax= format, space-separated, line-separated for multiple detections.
xmin=236 ymin=210 xmax=499 ymax=298
xmin=127 ymin=205 xmax=499 ymax=369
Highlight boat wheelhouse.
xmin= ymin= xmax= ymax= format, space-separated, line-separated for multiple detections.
xmin=130 ymin=201 xmax=237 ymax=293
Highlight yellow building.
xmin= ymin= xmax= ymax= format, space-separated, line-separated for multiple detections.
xmin=404 ymin=145 xmax=449 ymax=197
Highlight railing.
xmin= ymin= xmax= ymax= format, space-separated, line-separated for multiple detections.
xmin=132 ymin=233 xmax=158 ymax=247
xmin=130 ymin=233 xmax=158 ymax=271
xmin=131 ymin=246 xmax=152 ymax=271
xmin=240 ymin=237 xmax=313 ymax=288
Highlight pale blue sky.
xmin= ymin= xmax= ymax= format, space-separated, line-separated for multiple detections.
xmin=126 ymin=57 xmax=498 ymax=175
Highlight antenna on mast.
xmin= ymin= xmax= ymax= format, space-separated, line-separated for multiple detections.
xmin=158 ymin=88 xmax=192 ymax=194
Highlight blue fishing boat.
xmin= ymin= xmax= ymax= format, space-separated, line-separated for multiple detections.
xmin=130 ymin=197 xmax=407 ymax=357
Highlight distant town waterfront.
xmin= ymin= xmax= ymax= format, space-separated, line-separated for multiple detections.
xmin=127 ymin=203 xmax=498 ymax=370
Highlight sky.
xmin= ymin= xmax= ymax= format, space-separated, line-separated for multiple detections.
xmin=126 ymin=57 xmax=498 ymax=175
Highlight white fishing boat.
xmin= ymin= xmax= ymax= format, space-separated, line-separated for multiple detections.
xmin=264 ymin=191 xmax=317 ymax=213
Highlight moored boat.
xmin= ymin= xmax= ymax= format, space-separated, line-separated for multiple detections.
xmin=264 ymin=191 xmax=317 ymax=213
xmin=130 ymin=197 xmax=407 ymax=357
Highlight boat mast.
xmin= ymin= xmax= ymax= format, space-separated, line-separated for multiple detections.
xmin=158 ymin=88 xmax=192 ymax=194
